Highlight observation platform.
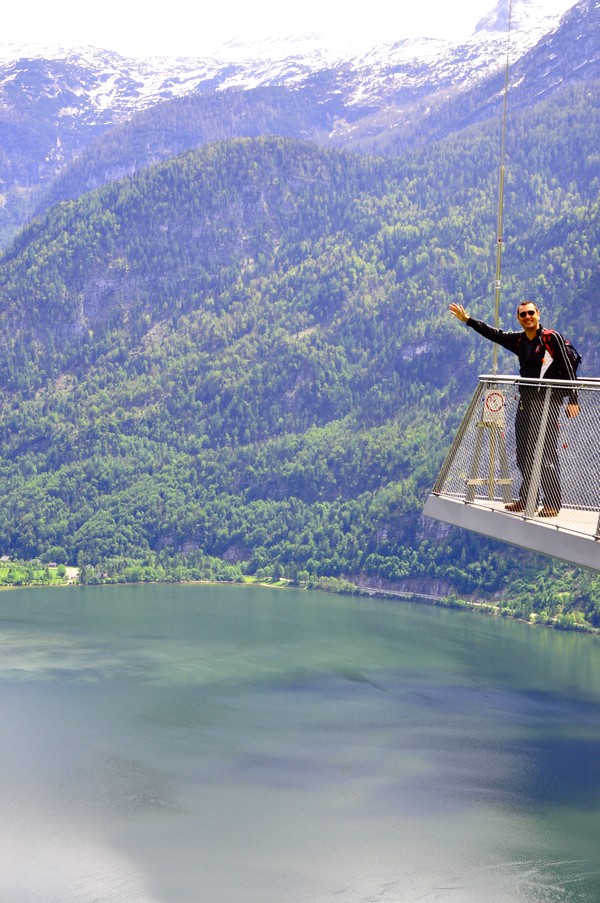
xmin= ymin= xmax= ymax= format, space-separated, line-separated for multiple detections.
xmin=424 ymin=375 xmax=600 ymax=571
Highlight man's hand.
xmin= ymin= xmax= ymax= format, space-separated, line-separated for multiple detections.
xmin=566 ymin=402 xmax=580 ymax=419
xmin=449 ymin=303 xmax=469 ymax=323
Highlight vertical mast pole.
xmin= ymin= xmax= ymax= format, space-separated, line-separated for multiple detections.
xmin=493 ymin=0 xmax=513 ymax=375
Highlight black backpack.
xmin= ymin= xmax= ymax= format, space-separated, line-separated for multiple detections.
xmin=539 ymin=328 xmax=582 ymax=377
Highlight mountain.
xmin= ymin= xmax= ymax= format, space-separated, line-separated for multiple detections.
xmin=0 ymin=0 xmax=593 ymax=246
xmin=0 ymin=79 xmax=598 ymax=619
xmin=0 ymin=0 xmax=578 ymax=120
xmin=0 ymin=0 xmax=598 ymax=622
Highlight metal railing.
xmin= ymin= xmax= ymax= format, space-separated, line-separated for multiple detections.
xmin=431 ymin=375 xmax=600 ymax=542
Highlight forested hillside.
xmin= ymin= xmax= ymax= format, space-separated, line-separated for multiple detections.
xmin=0 ymin=81 xmax=598 ymax=625
xmin=36 ymin=86 xmax=337 ymax=216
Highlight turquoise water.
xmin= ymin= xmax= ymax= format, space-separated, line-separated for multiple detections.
xmin=0 ymin=583 xmax=598 ymax=902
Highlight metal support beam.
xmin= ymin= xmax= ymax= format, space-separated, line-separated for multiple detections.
xmin=424 ymin=495 xmax=599 ymax=572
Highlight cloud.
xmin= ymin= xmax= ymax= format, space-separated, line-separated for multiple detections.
xmin=2 ymin=0 xmax=494 ymax=57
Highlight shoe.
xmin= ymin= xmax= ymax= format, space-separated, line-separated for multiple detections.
xmin=505 ymin=501 xmax=525 ymax=512
xmin=538 ymin=506 xmax=560 ymax=518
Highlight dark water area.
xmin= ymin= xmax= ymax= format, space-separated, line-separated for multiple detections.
xmin=0 ymin=582 xmax=598 ymax=902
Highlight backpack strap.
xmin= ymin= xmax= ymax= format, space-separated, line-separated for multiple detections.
xmin=540 ymin=328 xmax=555 ymax=357
xmin=539 ymin=329 xmax=555 ymax=377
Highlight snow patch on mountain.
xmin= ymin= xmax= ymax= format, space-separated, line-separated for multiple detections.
xmin=0 ymin=0 xmax=580 ymax=120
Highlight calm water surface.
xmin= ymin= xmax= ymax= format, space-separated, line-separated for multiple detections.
xmin=0 ymin=583 xmax=598 ymax=902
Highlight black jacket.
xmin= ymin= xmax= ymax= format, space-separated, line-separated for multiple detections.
xmin=466 ymin=318 xmax=578 ymax=402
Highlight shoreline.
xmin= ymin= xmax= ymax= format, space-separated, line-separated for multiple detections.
xmin=0 ymin=568 xmax=597 ymax=636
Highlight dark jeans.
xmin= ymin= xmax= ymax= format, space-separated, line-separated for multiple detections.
xmin=515 ymin=387 xmax=562 ymax=509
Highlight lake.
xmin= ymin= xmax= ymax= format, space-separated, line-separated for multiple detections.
xmin=0 ymin=582 xmax=598 ymax=902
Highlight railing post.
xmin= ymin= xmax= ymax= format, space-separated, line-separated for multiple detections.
xmin=465 ymin=383 xmax=512 ymax=502
xmin=497 ymin=422 xmax=513 ymax=504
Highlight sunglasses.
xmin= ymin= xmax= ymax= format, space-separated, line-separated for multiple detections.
xmin=518 ymin=310 xmax=538 ymax=318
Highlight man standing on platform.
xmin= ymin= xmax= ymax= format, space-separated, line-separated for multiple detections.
xmin=449 ymin=300 xmax=579 ymax=517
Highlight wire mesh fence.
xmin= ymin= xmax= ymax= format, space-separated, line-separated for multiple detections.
xmin=432 ymin=375 xmax=600 ymax=540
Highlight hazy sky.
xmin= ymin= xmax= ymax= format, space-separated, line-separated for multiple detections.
xmin=3 ymin=0 xmax=501 ymax=57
